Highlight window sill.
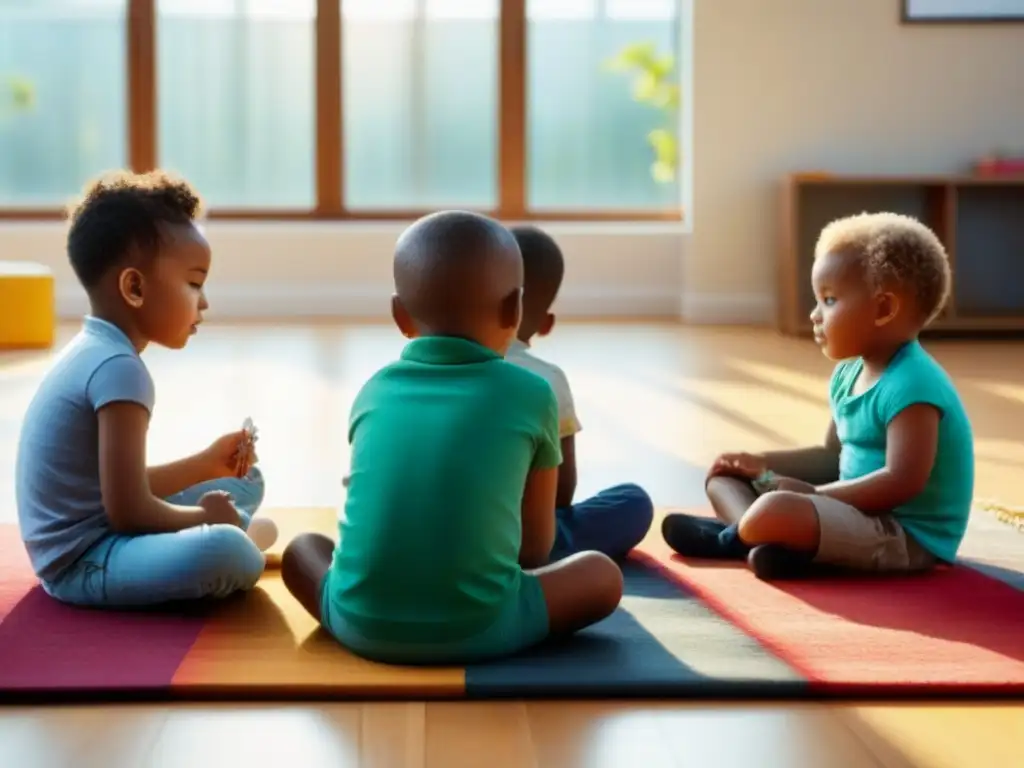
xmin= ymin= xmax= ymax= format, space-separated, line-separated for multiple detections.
xmin=0 ymin=207 xmax=684 ymax=225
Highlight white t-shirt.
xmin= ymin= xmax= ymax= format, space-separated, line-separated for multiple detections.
xmin=505 ymin=340 xmax=581 ymax=439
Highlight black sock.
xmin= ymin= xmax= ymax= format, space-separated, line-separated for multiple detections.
xmin=716 ymin=524 xmax=751 ymax=559
xmin=747 ymin=544 xmax=815 ymax=580
xmin=662 ymin=515 xmax=747 ymax=559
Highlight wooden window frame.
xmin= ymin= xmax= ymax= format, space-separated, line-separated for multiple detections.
xmin=0 ymin=0 xmax=682 ymax=223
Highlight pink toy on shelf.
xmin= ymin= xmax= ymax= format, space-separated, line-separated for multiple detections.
xmin=973 ymin=154 xmax=1024 ymax=177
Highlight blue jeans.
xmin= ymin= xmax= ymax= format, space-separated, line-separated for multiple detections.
xmin=550 ymin=483 xmax=654 ymax=561
xmin=42 ymin=468 xmax=267 ymax=608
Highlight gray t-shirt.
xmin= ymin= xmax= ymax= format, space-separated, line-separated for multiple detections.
xmin=16 ymin=316 xmax=155 ymax=583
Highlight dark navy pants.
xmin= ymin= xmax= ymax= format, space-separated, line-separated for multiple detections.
xmin=550 ymin=483 xmax=654 ymax=561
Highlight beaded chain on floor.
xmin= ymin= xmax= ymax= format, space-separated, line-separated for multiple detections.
xmin=976 ymin=499 xmax=1024 ymax=532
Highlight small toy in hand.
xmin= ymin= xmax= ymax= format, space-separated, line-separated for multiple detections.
xmin=751 ymin=469 xmax=778 ymax=495
xmin=236 ymin=416 xmax=259 ymax=478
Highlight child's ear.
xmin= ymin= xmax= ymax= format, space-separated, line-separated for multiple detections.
xmin=391 ymin=295 xmax=417 ymax=339
xmin=874 ymin=291 xmax=900 ymax=327
xmin=117 ymin=267 xmax=145 ymax=309
xmin=499 ymin=287 xmax=522 ymax=331
xmin=538 ymin=312 xmax=556 ymax=337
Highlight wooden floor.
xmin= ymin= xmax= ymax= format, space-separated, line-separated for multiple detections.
xmin=0 ymin=321 xmax=1022 ymax=767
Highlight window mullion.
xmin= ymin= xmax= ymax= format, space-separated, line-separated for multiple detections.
xmin=317 ymin=0 xmax=343 ymax=213
xmin=498 ymin=0 xmax=526 ymax=220
xmin=128 ymin=0 xmax=157 ymax=173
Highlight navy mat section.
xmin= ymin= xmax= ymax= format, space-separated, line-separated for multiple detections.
xmin=465 ymin=561 xmax=807 ymax=698
xmin=960 ymin=510 xmax=1024 ymax=591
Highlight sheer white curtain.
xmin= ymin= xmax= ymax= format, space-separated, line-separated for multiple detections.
xmin=157 ymin=0 xmax=316 ymax=208
xmin=343 ymin=0 xmax=682 ymax=210
xmin=0 ymin=0 xmax=683 ymax=210
xmin=0 ymin=0 xmax=126 ymax=205
xmin=343 ymin=0 xmax=499 ymax=209
xmin=527 ymin=0 xmax=682 ymax=210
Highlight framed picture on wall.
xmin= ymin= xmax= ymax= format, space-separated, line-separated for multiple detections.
xmin=902 ymin=0 xmax=1024 ymax=22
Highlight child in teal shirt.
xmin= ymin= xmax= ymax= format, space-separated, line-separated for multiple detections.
xmin=281 ymin=211 xmax=623 ymax=664
xmin=663 ymin=212 xmax=974 ymax=580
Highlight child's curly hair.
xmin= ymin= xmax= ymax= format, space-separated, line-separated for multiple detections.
xmin=66 ymin=169 xmax=204 ymax=289
xmin=815 ymin=212 xmax=951 ymax=325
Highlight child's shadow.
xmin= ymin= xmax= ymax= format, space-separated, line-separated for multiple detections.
xmin=203 ymin=584 xmax=294 ymax=638
xmin=296 ymin=625 xmax=351 ymax=658
xmin=758 ymin=561 xmax=1024 ymax=664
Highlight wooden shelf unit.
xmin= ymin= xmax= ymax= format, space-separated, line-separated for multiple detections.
xmin=777 ymin=174 xmax=1024 ymax=336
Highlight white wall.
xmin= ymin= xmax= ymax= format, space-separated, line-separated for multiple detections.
xmin=0 ymin=221 xmax=684 ymax=320
xmin=2 ymin=0 xmax=1022 ymax=324
xmin=685 ymin=0 xmax=1024 ymax=323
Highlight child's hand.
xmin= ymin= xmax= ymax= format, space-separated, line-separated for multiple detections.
xmin=201 ymin=430 xmax=258 ymax=480
xmin=708 ymin=452 xmax=767 ymax=480
xmin=198 ymin=490 xmax=242 ymax=527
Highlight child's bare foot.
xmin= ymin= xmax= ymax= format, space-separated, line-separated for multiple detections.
xmin=530 ymin=551 xmax=622 ymax=636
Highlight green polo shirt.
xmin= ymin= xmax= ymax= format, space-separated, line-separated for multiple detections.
xmin=326 ymin=336 xmax=562 ymax=644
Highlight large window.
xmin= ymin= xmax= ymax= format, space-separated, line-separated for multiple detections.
xmin=0 ymin=0 xmax=127 ymax=206
xmin=527 ymin=0 xmax=681 ymax=211
xmin=0 ymin=0 xmax=686 ymax=220
xmin=343 ymin=0 xmax=498 ymax=210
xmin=157 ymin=0 xmax=316 ymax=208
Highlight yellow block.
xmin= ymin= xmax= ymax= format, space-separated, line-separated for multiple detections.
xmin=0 ymin=261 xmax=55 ymax=350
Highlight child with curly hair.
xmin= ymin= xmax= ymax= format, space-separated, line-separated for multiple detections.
xmin=16 ymin=170 xmax=276 ymax=607
xmin=663 ymin=212 xmax=974 ymax=581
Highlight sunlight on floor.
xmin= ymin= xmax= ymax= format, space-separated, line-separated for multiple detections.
xmin=144 ymin=357 xmax=358 ymax=473
xmin=571 ymin=367 xmax=828 ymax=469
xmin=668 ymin=376 xmax=826 ymax=445
xmin=3 ymin=323 xmax=1024 ymax=512
xmin=721 ymin=357 xmax=831 ymax=403
xmin=150 ymin=707 xmax=363 ymax=766
xmin=967 ymin=379 xmax=1024 ymax=406
xmin=843 ymin=704 xmax=1024 ymax=768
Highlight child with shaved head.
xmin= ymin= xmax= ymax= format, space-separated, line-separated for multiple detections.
xmin=663 ymin=212 xmax=974 ymax=581
xmin=283 ymin=211 xmax=622 ymax=665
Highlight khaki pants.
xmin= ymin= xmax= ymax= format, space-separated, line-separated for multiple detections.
xmin=810 ymin=495 xmax=936 ymax=572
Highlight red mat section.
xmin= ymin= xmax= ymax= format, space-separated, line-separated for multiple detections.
xmin=636 ymin=531 xmax=1024 ymax=695
xmin=0 ymin=526 xmax=207 ymax=693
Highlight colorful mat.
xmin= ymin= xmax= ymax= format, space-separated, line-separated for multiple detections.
xmin=0 ymin=507 xmax=1022 ymax=702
